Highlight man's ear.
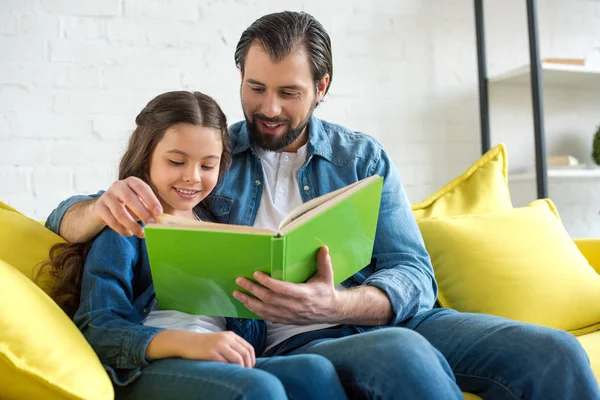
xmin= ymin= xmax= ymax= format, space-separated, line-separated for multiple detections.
xmin=316 ymin=74 xmax=330 ymax=103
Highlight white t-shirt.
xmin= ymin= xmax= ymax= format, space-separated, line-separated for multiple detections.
xmin=143 ymin=308 xmax=226 ymax=333
xmin=253 ymin=144 xmax=340 ymax=353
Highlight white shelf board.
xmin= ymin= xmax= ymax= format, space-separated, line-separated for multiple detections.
xmin=490 ymin=63 xmax=600 ymax=89
xmin=510 ymin=168 xmax=600 ymax=182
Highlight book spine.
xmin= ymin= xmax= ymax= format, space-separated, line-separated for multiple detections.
xmin=271 ymin=237 xmax=286 ymax=281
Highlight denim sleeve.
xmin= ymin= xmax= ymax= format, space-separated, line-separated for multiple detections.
xmin=45 ymin=191 xmax=104 ymax=234
xmin=73 ymin=228 xmax=163 ymax=371
xmin=363 ymin=149 xmax=438 ymax=325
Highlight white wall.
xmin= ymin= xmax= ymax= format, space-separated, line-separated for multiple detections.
xmin=1 ymin=0 xmax=599 ymax=233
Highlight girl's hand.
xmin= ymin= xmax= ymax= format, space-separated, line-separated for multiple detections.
xmin=146 ymin=330 xmax=256 ymax=368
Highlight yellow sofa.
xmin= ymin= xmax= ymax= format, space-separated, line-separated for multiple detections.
xmin=2 ymin=143 xmax=600 ymax=399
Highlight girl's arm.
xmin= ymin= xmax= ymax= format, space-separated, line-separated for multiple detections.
xmin=147 ymin=330 xmax=255 ymax=367
xmin=74 ymin=228 xmax=254 ymax=369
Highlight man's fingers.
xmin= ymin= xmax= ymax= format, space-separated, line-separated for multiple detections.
xmin=119 ymin=188 xmax=153 ymax=224
xmin=105 ymin=200 xmax=144 ymax=238
xmin=97 ymin=204 xmax=133 ymax=237
xmin=315 ymin=246 xmax=335 ymax=283
xmin=127 ymin=177 xmax=163 ymax=217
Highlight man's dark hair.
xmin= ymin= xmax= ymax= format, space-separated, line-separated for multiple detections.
xmin=234 ymin=11 xmax=333 ymax=97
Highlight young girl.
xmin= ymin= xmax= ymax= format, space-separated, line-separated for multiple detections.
xmin=40 ymin=91 xmax=346 ymax=400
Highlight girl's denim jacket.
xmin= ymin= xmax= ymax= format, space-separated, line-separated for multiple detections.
xmin=72 ymin=227 xmax=265 ymax=386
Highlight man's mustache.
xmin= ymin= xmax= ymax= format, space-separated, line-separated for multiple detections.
xmin=253 ymin=114 xmax=291 ymax=124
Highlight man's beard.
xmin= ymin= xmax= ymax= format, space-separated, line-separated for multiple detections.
xmin=245 ymin=101 xmax=316 ymax=152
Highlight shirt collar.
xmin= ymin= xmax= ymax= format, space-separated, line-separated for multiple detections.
xmin=232 ymin=115 xmax=333 ymax=162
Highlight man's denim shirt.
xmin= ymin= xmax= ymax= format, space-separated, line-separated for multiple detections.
xmin=46 ymin=115 xmax=437 ymax=383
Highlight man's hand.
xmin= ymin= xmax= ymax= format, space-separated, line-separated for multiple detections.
xmin=233 ymin=246 xmax=342 ymax=325
xmin=92 ymin=177 xmax=163 ymax=238
xmin=147 ymin=330 xmax=256 ymax=367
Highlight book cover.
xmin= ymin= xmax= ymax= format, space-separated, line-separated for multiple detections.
xmin=144 ymin=175 xmax=383 ymax=319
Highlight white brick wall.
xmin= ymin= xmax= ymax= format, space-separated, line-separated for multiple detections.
xmin=1 ymin=0 xmax=599 ymax=238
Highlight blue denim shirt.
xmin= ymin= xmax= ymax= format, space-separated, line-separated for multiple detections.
xmin=46 ymin=115 xmax=437 ymax=374
xmin=69 ymin=226 xmax=266 ymax=386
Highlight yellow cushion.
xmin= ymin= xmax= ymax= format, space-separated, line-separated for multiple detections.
xmin=418 ymin=199 xmax=600 ymax=335
xmin=577 ymin=331 xmax=600 ymax=383
xmin=0 ymin=201 xmax=65 ymax=292
xmin=0 ymin=258 xmax=113 ymax=399
xmin=412 ymin=144 xmax=512 ymax=220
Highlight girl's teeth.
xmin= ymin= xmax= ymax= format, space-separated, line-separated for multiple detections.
xmin=176 ymin=188 xmax=196 ymax=195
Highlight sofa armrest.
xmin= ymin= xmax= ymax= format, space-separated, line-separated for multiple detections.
xmin=574 ymin=239 xmax=600 ymax=275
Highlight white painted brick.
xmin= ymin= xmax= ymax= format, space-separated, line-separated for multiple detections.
xmin=102 ymin=65 xmax=181 ymax=91
xmin=91 ymin=116 xmax=133 ymax=141
xmin=20 ymin=64 xmax=100 ymax=88
xmin=0 ymin=64 xmax=20 ymax=85
xmin=124 ymin=0 xmax=199 ymax=22
xmin=40 ymin=0 xmax=120 ymax=17
xmin=0 ymin=87 xmax=54 ymax=112
xmin=0 ymin=12 xmax=18 ymax=35
xmin=50 ymin=39 xmax=184 ymax=67
xmin=0 ymin=0 xmax=38 ymax=13
xmin=0 ymin=36 xmax=45 ymax=62
xmin=49 ymin=141 xmax=123 ymax=166
xmin=106 ymin=19 xmax=147 ymax=45
xmin=53 ymin=89 xmax=134 ymax=116
xmin=63 ymin=17 xmax=105 ymax=40
xmin=74 ymin=167 xmax=117 ymax=194
xmin=0 ymin=166 xmax=29 ymax=194
xmin=49 ymin=39 xmax=110 ymax=64
xmin=21 ymin=14 xmax=60 ymax=38
xmin=0 ymin=140 xmax=51 ymax=166
xmin=31 ymin=167 xmax=73 ymax=196
xmin=11 ymin=112 xmax=91 ymax=139
xmin=0 ymin=115 xmax=8 ymax=139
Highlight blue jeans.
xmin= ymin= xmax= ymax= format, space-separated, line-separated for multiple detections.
xmin=113 ymin=354 xmax=347 ymax=400
xmin=265 ymin=308 xmax=600 ymax=399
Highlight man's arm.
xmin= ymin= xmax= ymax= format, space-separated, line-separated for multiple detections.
xmin=234 ymin=148 xmax=436 ymax=326
xmin=45 ymin=177 xmax=163 ymax=243
xmin=54 ymin=198 xmax=104 ymax=243
xmin=234 ymin=246 xmax=394 ymax=326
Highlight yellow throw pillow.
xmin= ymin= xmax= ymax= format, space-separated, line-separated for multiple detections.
xmin=0 ymin=258 xmax=113 ymax=400
xmin=0 ymin=201 xmax=65 ymax=292
xmin=418 ymin=199 xmax=600 ymax=335
xmin=412 ymin=144 xmax=512 ymax=220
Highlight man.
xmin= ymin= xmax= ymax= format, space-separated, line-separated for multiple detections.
xmin=48 ymin=11 xmax=599 ymax=399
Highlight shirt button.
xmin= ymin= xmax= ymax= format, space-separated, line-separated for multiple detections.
xmin=255 ymin=180 xmax=261 ymax=185
xmin=284 ymin=156 xmax=289 ymax=162
xmin=133 ymin=356 xmax=138 ymax=365
xmin=142 ymin=308 xmax=149 ymax=314
xmin=303 ymin=185 xmax=310 ymax=191
xmin=279 ymin=188 xmax=285 ymax=193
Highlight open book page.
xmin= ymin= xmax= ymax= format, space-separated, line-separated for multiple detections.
xmin=150 ymin=213 xmax=275 ymax=235
xmin=277 ymin=175 xmax=381 ymax=235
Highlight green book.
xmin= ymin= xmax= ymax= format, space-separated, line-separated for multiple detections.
xmin=144 ymin=175 xmax=383 ymax=319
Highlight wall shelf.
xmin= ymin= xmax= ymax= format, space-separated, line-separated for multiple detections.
xmin=510 ymin=168 xmax=600 ymax=182
xmin=490 ymin=62 xmax=600 ymax=89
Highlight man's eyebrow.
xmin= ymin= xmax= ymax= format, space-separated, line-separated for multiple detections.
xmin=246 ymin=79 xmax=303 ymax=91
xmin=246 ymin=79 xmax=265 ymax=86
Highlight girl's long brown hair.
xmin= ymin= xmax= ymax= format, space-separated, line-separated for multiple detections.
xmin=37 ymin=91 xmax=232 ymax=318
